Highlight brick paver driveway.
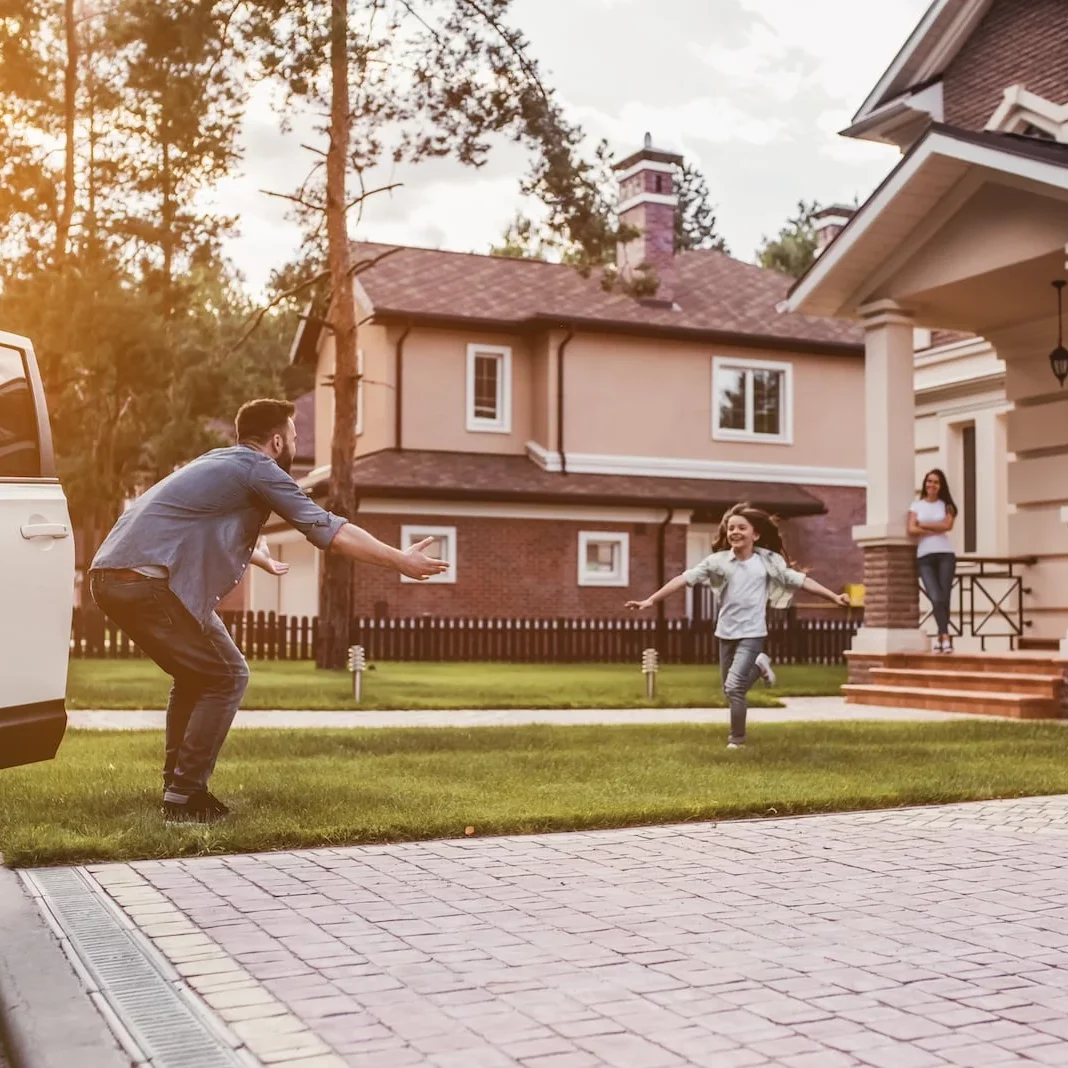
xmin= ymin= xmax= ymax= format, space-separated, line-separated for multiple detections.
xmin=77 ymin=797 xmax=1068 ymax=1067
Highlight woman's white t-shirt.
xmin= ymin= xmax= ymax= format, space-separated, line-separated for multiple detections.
xmin=910 ymin=498 xmax=955 ymax=558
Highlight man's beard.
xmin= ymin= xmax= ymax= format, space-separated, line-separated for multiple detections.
xmin=276 ymin=444 xmax=295 ymax=473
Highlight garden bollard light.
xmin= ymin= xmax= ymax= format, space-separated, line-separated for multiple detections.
xmin=347 ymin=644 xmax=366 ymax=704
xmin=641 ymin=648 xmax=659 ymax=699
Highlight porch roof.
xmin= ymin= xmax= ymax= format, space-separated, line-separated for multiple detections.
xmin=786 ymin=125 xmax=1068 ymax=323
xmin=299 ymin=449 xmax=828 ymax=519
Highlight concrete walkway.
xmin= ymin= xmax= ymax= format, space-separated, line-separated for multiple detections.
xmin=19 ymin=795 xmax=1068 ymax=1067
xmin=67 ymin=697 xmax=1000 ymax=731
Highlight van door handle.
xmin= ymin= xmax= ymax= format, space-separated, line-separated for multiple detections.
xmin=20 ymin=523 xmax=70 ymax=539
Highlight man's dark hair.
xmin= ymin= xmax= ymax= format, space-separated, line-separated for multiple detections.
xmin=235 ymin=399 xmax=296 ymax=445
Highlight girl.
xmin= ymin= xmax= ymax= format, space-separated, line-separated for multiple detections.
xmin=626 ymin=503 xmax=850 ymax=749
xmin=907 ymin=468 xmax=958 ymax=654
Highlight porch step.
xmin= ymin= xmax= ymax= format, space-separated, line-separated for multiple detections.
xmin=1019 ymin=638 xmax=1061 ymax=652
xmin=842 ymin=684 xmax=1060 ymax=720
xmin=863 ymin=651 xmax=1066 ymax=676
xmin=869 ymin=668 xmax=1062 ymax=698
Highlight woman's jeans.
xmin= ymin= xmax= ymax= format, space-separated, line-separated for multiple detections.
xmin=917 ymin=552 xmax=957 ymax=637
xmin=719 ymin=637 xmax=764 ymax=744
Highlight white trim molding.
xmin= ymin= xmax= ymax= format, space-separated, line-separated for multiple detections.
xmin=524 ymin=440 xmax=865 ymax=488
xmin=400 ymin=524 xmax=457 ymax=584
xmin=711 ymin=355 xmax=794 ymax=445
xmin=359 ymin=497 xmax=693 ymax=524
xmin=577 ymin=531 xmax=630 ymax=587
xmin=617 ymin=192 xmax=679 ymax=214
xmin=465 ymin=343 xmax=512 ymax=434
xmin=986 ymin=86 xmax=1068 ymax=142
xmin=614 ymin=159 xmax=678 ymax=183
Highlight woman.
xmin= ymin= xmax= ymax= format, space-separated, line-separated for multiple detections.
xmin=626 ymin=503 xmax=849 ymax=749
xmin=908 ymin=468 xmax=958 ymax=654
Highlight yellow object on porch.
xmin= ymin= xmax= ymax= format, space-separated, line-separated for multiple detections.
xmin=843 ymin=583 xmax=865 ymax=608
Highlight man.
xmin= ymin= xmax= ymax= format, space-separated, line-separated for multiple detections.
xmin=90 ymin=398 xmax=446 ymax=823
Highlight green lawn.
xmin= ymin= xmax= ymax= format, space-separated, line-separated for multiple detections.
xmin=2 ymin=720 xmax=1067 ymax=867
xmin=67 ymin=659 xmax=846 ymax=710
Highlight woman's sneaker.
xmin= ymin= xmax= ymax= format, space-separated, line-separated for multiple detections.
xmin=755 ymin=652 xmax=777 ymax=687
xmin=726 ymin=740 xmax=745 ymax=750
xmin=163 ymin=790 xmax=230 ymax=824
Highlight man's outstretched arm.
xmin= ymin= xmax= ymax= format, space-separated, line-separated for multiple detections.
xmin=329 ymin=525 xmax=448 ymax=581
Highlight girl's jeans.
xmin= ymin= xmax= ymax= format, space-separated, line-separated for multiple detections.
xmin=719 ymin=637 xmax=765 ymax=744
xmin=917 ymin=552 xmax=956 ymax=636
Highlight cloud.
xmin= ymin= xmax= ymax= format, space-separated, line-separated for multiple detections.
xmin=691 ymin=22 xmax=807 ymax=103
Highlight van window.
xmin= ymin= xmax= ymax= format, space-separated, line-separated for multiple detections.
xmin=0 ymin=344 xmax=42 ymax=478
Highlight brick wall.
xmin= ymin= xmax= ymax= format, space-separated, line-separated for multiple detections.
xmin=348 ymin=514 xmax=689 ymax=619
xmin=942 ymin=0 xmax=1068 ymax=130
xmin=780 ymin=484 xmax=866 ymax=591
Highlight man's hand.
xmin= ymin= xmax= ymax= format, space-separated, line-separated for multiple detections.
xmin=264 ymin=559 xmax=290 ymax=577
xmin=400 ymin=536 xmax=450 ymax=581
xmin=833 ymin=592 xmax=851 ymax=607
xmin=625 ymin=598 xmax=655 ymax=611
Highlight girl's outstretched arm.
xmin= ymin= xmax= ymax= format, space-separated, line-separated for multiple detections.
xmin=801 ymin=575 xmax=850 ymax=607
xmin=626 ymin=573 xmax=689 ymax=611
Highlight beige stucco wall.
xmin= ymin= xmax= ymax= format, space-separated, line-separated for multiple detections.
xmin=996 ymin=319 xmax=1068 ymax=641
xmin=562 ymin=334 xmax=865 ymax=469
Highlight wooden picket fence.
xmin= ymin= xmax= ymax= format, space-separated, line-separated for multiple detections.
xmin=70 ymin=609 xmax=861 ymax=665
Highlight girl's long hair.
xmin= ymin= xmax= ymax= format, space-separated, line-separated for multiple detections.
xmin=713 ymin=503 xmax=793 ymax=564
xmin=919 ymin=468 xmax=958 ymax=517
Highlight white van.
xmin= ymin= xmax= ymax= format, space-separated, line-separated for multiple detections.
xmin=0 ymin=330 xmax=73 ymax=769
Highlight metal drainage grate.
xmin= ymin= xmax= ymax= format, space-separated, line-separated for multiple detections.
xmin=24 ymin=868 xmax=245 ymax=1068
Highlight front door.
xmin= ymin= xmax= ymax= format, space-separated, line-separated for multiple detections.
xmin=685 ymin=527 xmax=716 ymax=620
xmin=0 ymin=332 xmax=74 ymax=769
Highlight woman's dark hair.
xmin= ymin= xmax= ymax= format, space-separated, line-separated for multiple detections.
xmin=919 ymin=468 xmax=958 ymax=517
xmin=713 ymin=502 xmax=793 ymax=564
xmin=235 ymin=398 xmax=296 ymax=445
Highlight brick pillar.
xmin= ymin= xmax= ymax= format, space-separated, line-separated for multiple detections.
xmin=847 ymin=300 xmax=927 ymax=676
xmin=862 ymin=543 xmax=919 ymax=630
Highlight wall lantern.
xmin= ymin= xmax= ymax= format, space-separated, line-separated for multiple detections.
xmin=1051 ymin=280 xmax=1068 ymax=388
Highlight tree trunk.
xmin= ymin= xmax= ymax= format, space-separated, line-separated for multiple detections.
xmin=55 ymin=0 xmax=77 ymax=263
xmin=316 ymin=0 xmax=359 ymax=670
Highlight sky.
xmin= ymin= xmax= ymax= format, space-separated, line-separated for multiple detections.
xmin=210 ymin=0 xmax=933 ymax=294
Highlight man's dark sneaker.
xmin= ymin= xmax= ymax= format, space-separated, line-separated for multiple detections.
xmin=163 ymin=790 xmax=230 ymax=824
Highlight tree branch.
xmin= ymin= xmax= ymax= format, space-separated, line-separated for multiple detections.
xmin=454 ymin=0 xmax=548 ymax=101
xmin=225 ymin=269 xmax=330 ymax=355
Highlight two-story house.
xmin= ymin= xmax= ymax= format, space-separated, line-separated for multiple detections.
xmin=786 ymin=0 xmax=1068 ymax=700
xmin=251 ymin=139 xmax=868 ymax=621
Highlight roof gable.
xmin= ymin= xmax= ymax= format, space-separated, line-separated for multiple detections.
xmin=849 ymin=0 xmax=994 ymax=134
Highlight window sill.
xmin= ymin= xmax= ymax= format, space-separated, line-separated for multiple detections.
xmin=712 ymin=429 xmax=792 ymax=446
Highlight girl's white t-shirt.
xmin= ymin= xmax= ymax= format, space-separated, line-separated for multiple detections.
xmin=715 ymin=554 xmax=769 ymax=640
xmin=910 ymin=498 xmax=954 ymax=558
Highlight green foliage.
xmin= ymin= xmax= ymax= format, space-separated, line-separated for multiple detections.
xmin=756 ymin=198 xmax=821 ymax=278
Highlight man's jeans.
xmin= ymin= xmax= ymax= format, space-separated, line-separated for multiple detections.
xmin=917 ymin=552 xmax=957 ymax=637
xmin=719 ymin=637 xmax=764 ymax=744
xmin=90 ymin=571 xmax=249 ymax=796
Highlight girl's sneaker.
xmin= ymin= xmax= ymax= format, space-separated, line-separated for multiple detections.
xmin=931 ymin=638 xmax=944 ymax=654
xmin=755 ymin=652 xmax=777 ymax=687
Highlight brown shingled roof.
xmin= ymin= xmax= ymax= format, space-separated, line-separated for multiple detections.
xmin=352 ymin=242 xmax=863 ymax=352
xmin=305 ymin=449 xmax=827 ymax=518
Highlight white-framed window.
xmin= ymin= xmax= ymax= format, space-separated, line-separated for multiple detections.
xmin=356 ymin=348 xmax=365 ymax=436
xmin=712 ymin=356 xmax=793 ymax=444
xmin=400 ymin=524 xmax=456 ymax=584
xmin=577 ymin=531 xmax=630 ymax=587
xmin=466 ymin=343 xmax=512 ymax=433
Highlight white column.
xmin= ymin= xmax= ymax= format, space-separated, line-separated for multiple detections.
xmin=851 ymin=300 xmax=927 ymax=657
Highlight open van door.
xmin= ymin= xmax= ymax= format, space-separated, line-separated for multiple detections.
xmin=0 ymin=331 xmax=73 ymax=769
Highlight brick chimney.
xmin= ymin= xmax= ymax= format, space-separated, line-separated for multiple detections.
xmin=812 ymin=204 xmax=856 ymax=257
xmin=613 ymin=132 xmax=684 ymax=304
